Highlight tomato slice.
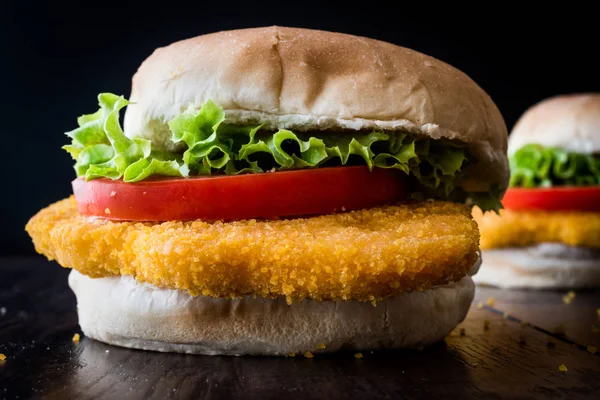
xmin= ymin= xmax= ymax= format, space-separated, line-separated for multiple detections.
xmin=502 ymin=186 xmax=600 ymax=212
xmin=72 ymin=166 xmax=408 ymax=221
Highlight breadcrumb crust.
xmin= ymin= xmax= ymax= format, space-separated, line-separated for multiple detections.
xmin=26 ymin=197 xmax=479 ymax=302
xmin=473 ymin=208 xmax=600 ymax=249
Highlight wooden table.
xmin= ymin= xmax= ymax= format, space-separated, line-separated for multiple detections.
xmin=1 ymin=256 xmax=599 ymax=399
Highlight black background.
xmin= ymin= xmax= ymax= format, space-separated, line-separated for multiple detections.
xmin=2 ymin=3 xmax=599 ymax=255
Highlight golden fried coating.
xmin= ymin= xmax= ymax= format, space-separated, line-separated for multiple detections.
xmin=473 ymin=208 xmax=600 ymax=250
xmin=26 ymin=197 xmax=479 ymax=302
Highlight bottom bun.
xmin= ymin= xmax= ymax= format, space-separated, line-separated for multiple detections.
xmin=69 ymin=270 xmax=475 ymax=356
xmin=474 ymin=243 xmax=600 ymax=289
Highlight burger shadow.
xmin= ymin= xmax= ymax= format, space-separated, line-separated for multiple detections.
xmin=52 ymin=338 xmax=474 ymax=399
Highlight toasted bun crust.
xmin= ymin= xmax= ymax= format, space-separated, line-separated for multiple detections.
xmin=69 ymin=270 xmax=475 ymax=355
xmin=474 ymin=244 xmax=600 ymax=289
xmin=123 ymin=26 xmax=508 ymax=191
xmin=509 ymin=93 xmax=600 ymax=155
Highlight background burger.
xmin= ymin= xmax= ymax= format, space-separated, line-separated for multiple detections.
xmin=473 ymin=93 xmax=600 ymax=289
xmin=26 ymin=26 xmax=508 ymax=355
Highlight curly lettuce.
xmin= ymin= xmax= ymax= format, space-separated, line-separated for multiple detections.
xmin=63 ymin=93 xmax=501 ymax=211
xmin=510 ymin=144 xmax=600 ymax=188
xmin=63 ymin=93 xmax=186 ymax=182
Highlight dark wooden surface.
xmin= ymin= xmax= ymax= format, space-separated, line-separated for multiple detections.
xmin=1 ymin=256 xmax=599 ymax=400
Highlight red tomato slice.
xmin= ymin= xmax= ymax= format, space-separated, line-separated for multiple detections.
xmin=72 ymin=166 xmax=408 ymax=221
xmin=502 ymin=186 xmax=600 ymax=212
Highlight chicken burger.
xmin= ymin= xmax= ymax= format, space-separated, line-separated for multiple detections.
xmin=26 ymin=26 xmax=508 ymax=355
xmin=474 ymin=93 xmax=600 ymax=289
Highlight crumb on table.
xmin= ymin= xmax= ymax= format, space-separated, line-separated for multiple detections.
xmin=558 ymin=364 xmax=568 ymax=372
xmin=587 ymin=345 xmax=597 ymax=354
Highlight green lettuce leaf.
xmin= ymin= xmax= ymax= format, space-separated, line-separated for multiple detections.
xmin=63 ymin=93 xmax=187 ymax=182
xmin=64 ymin=93 xmax=501 ymax=211
xmin=467 ymin=185 xmax=504 ymax=213
xmin=510 ymin=144 xmax=600 ymax=187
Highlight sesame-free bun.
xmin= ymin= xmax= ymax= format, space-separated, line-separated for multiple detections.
xmin=508 ymin=93 xmax=600 ymax=155
xmin=474 ymin=244 xmax=600 ymax=289
xmin=123 ymin=26 xmax=508 ymax=192
xmin=69 ymin=270 xmax=475 ymax=355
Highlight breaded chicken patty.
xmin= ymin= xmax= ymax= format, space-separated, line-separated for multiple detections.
xmin=473 ymin=207 xmax=600 ymax=250
xmin=27 ymin=197 xmax=479 ymax=302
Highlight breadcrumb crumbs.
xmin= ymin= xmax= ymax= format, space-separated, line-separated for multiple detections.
xmin=0 ymin=354 xmax=5 ymax=361
xmin=287 ymin=352 xmax=296 ymax=357
xmin=563 ymin=291 xmax=576 ymax=305
xmin=558 ymin=364 xmax=568 ymax=372
xmin=303 ymin=352 xmax=314 ymax=359
xmin=486 ymin=297 xmax=495 ymax=307
xmin=317 ymin=343 xmax=326 ymax=350
xmin=354 ymin=353 xmax=363 ymax=359
xmin=72 ymin=333 xmax=80 ymax=343
xmin=26 ymin=197 xmax=479 ymax=301
xmin=476 ymin=302 xmax=483 ymax=309
xmin=587 ymin=345 xmax=597 ymax=354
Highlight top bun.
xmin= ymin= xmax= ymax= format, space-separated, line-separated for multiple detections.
xmin=124 ymin=26 xmax=508 ymax=191
xmin=508 ymin=93 xmax=600 ymax=155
